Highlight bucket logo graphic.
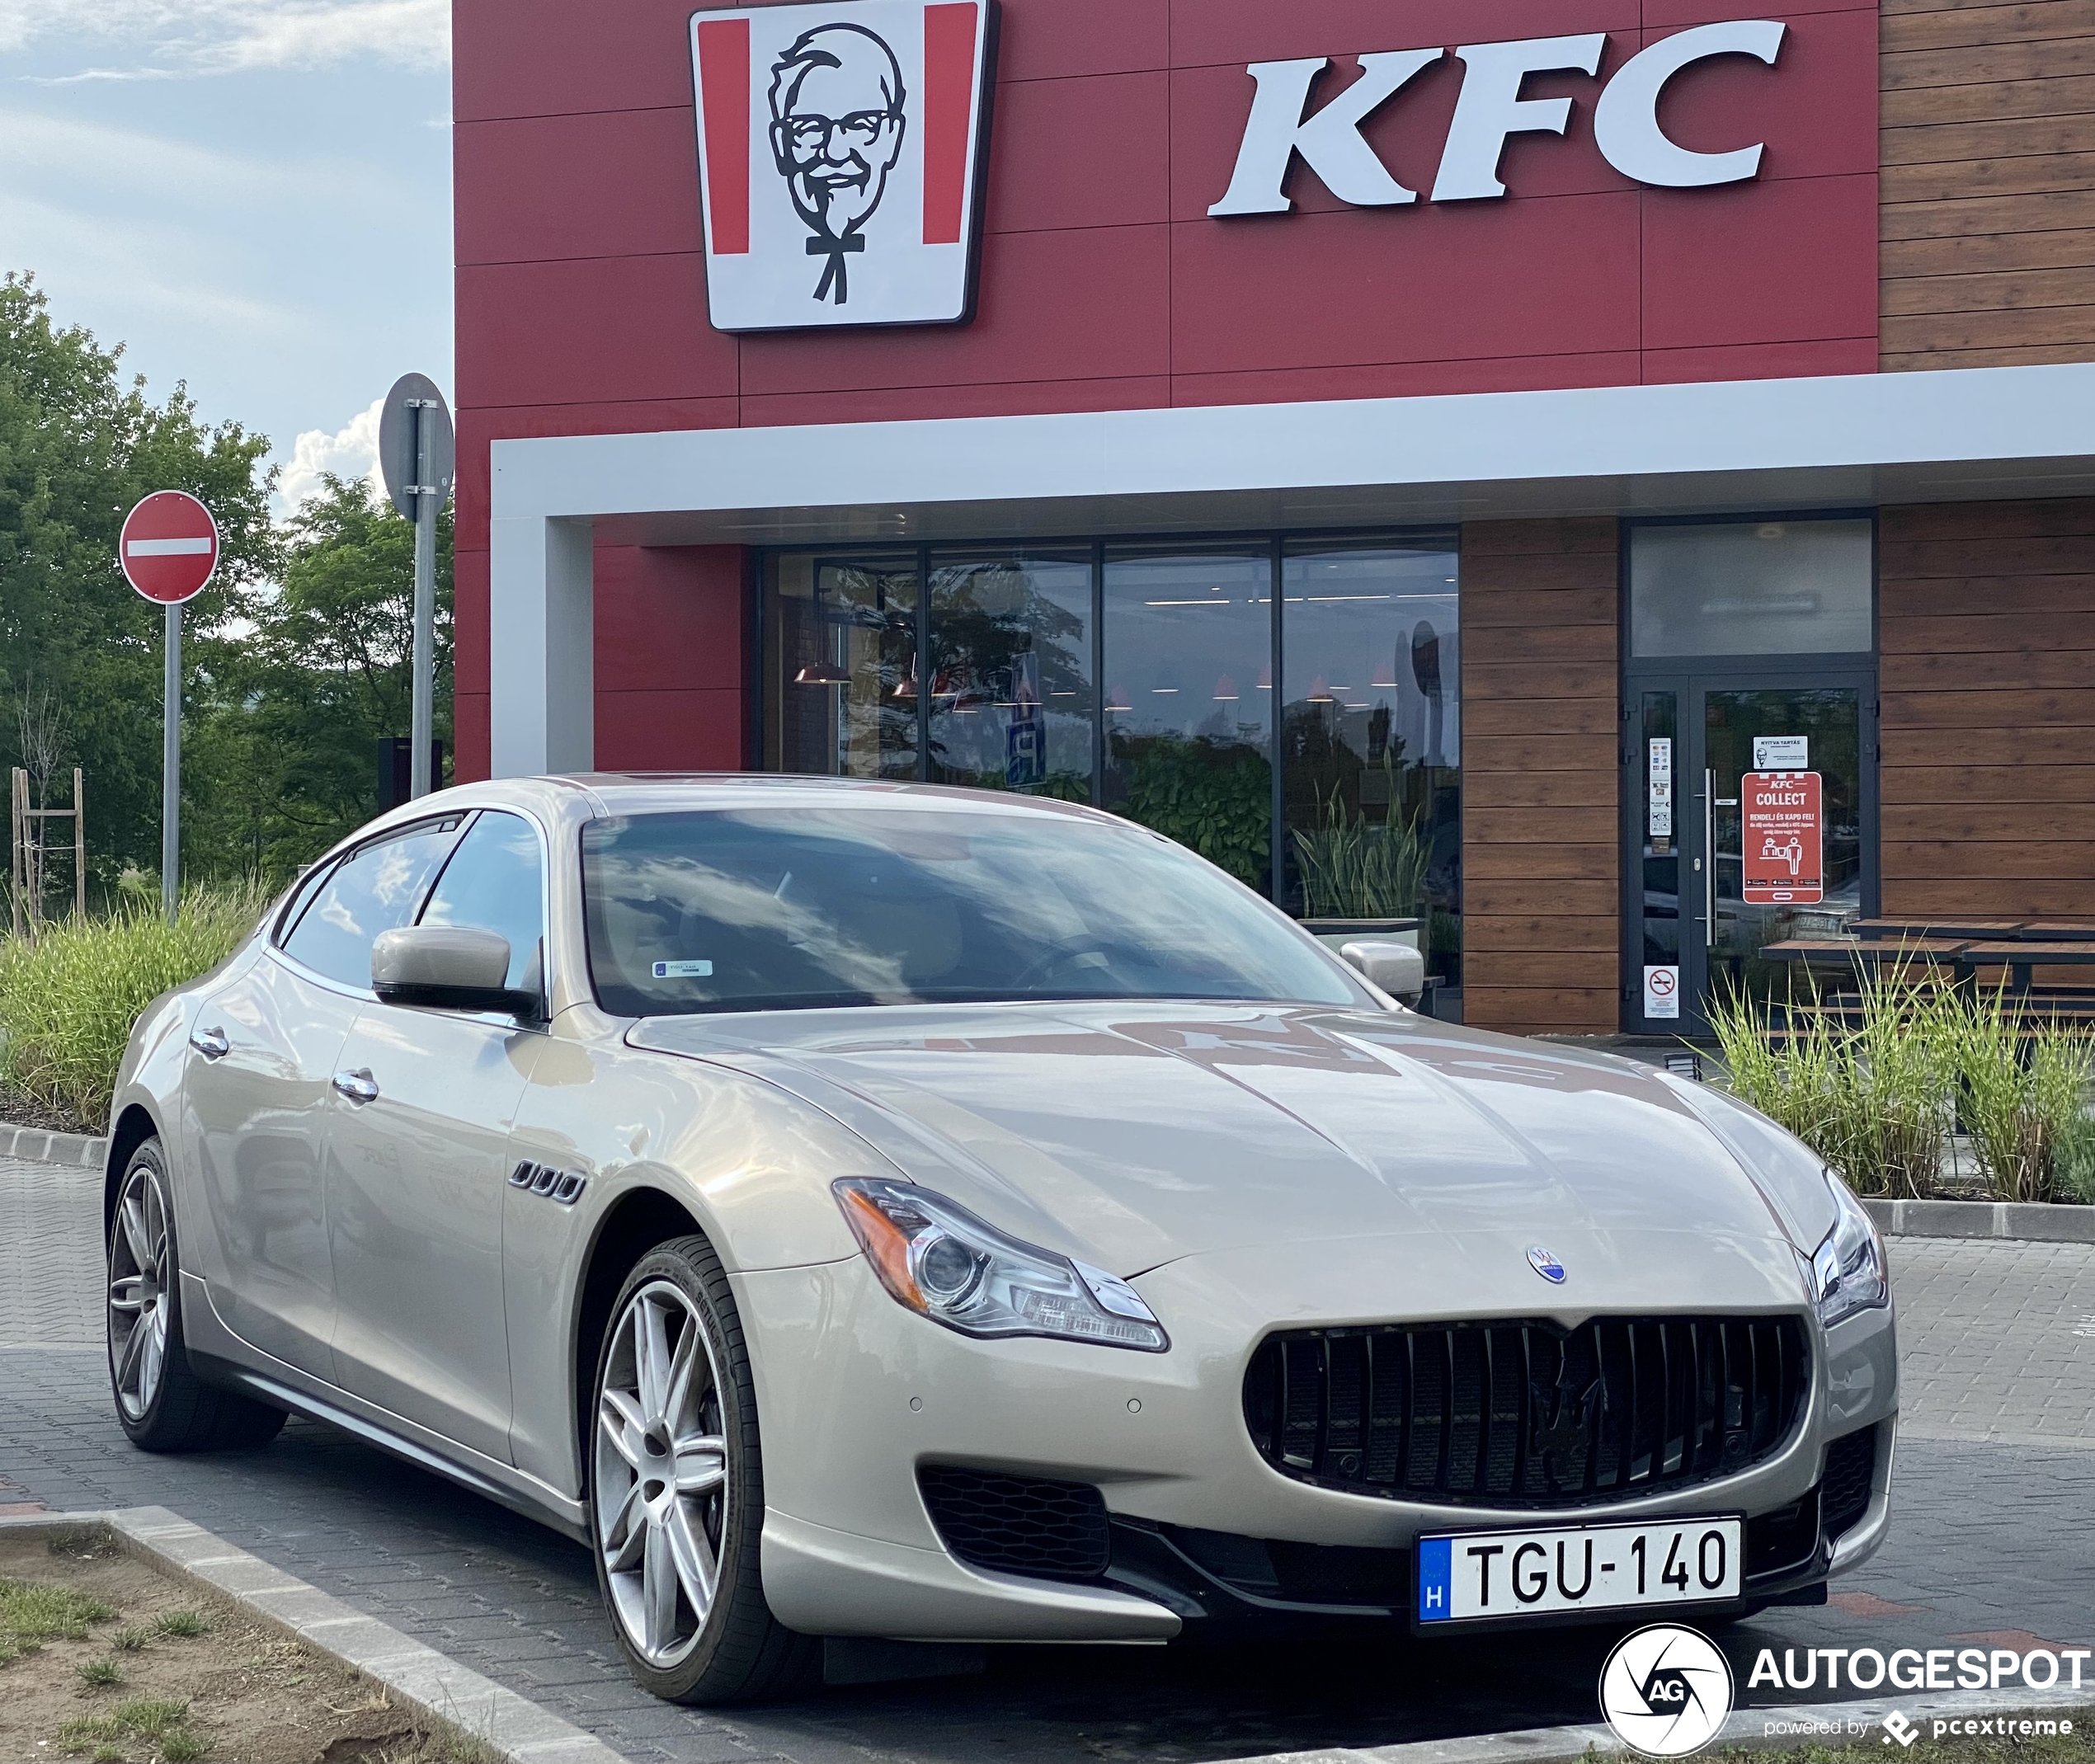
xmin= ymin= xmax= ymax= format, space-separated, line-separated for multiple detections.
xmin=1600 ymin=1624 xmax=1735 ymax=1757
xmin=690 ymin=0 xmax=996 ymax=331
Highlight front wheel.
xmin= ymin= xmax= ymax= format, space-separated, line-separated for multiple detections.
xmin=108 ymin=1137 xmax=286 ymax=1452
xmin=590 ymin=1235 xmax=816 ymax=1704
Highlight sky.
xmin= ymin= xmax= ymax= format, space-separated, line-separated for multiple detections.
xmin=0 ymin=0 xmax=452 ymax=515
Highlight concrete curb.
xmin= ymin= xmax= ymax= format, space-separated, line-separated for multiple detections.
xmin=0 ymin=1506 xmax=626 ymax=1764
xmin=0 ymin=1120 xmax=106 ymax=1169
xmin=1224 ymin=1681 xmax=2095 ymax=1763
xmin=1863 ymin=1196 xmax=2095 ymax=1244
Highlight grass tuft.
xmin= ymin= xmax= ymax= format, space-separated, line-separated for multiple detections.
xmin=153 ymin=1610 xmax=208 ymax=1639
xmin=109 ymin=1625 xmax=149 ymax=1652
xmin=0 ymin=1575 xmax=116 ymax=1658
xmin=77 ymin=1656 xmax=120 ymax=1686
xmin=0 ymin=882 xmax=272 ymax=1134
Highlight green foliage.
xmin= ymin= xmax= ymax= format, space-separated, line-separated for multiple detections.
xmin=0 ymin=1574 xmax=115 ymax=1665
xmin=60 ymin=1697 xmax=202 ymax=1760
xmin=0 ymin=885 xmax=270 ymax=1132
xmin=1292 ymin=779 xmax=1427 ymax=920
xmin=0 ymin=275 xmax=276 ymax=893
xmin=1113 ymin=736 xmax=1271 ymax=888
xmin=1711 ymin=962 xmax=2095 ymax=1203
xmin=77 ymin=1657 xmax=120 ymax=1686
xmin=186 ymin=474 xmax=453 ymax=881
xmin=152 ymin=1611 xmax=208 ymax=1639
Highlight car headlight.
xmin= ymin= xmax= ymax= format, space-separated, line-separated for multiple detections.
xmin=1809 ymin=1171 xmax=1887 ymax=1329
xmin=833 ymin=1177 xmax=1168 ymax=1352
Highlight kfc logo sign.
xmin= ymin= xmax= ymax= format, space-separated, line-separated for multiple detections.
xmin=1209 ymin=20 xmax=1786 ymax=215
xmin=690 ymin=0 xmax=996 ymax=332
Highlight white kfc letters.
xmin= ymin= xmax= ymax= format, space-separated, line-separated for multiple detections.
xmin=1208 ymin=20 xmax=1786 ymax=217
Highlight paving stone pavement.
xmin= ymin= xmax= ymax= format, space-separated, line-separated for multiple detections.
xmin=0 ymin=1153 xmax=2090 ymax=1762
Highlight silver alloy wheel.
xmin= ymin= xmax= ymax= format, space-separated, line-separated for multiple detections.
xmin=595 ymin=1278 xmax=730 ymax=1668
xmin=108 ymin=1160 xmax=172 ymax=1422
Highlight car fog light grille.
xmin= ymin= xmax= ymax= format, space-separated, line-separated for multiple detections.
xmin=1244 ymin=1315 xmax=1810 ymax=1508
xmin=1819 ymin=1423 xmax=1876 ymax=1543
xmin=917 ymin=1465 xmax=1110 ymax=1581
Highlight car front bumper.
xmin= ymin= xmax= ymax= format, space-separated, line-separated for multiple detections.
xmin=736 ymin=1240 xmax=1900 ymax=1641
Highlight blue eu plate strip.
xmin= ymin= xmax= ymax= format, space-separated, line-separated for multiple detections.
xmin=1416 ymin=1535 xmax=1452 ymax=1623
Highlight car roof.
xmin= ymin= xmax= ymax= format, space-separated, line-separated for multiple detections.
xmin=548 ymin=774 xmax=1118 ymax=823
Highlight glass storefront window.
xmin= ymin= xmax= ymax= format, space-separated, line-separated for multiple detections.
xmin=761 ymin=530 xmax=1464 ymax=1011
xmin=765 ymin=552 xmax=919 ymax=779
xmin=1101 ymin=545 xmax=1274 ymax=896
xmin=1631 ymin=520 xmax=1872 ymax=657
xmin=926 ymin=549 xmax=1093 ymax=800
xmin=1280 ymin=538 xmax=1462 ymax=990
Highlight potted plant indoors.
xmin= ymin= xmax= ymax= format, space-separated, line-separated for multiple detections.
xmin=1293 ymin=782 xmax=1428 ymax=954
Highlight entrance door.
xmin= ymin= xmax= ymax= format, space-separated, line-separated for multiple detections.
xmin=1626 ymin=675 xmax=1876 ymax=1037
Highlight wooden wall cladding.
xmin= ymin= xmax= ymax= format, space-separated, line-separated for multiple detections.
xmin=1460 ymin=520 xmax=1622 ymax=1036
xmin=1882 ymin=0 xmax=2095 ymax=368
xmin=1880 ymin=499 xmax=2095 ymax=915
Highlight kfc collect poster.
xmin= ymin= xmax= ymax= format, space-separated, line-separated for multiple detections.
xmin=690 ymin=0 xmax=996 ymax=332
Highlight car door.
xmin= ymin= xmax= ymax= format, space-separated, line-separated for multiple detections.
xmin=324 ymin=809 xmax=549 ymax=1464
xmin=184 ymin=816 xmax=468 ymax=1379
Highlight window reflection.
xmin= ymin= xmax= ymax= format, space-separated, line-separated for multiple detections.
xmin=765 ymin=553 xmax=919 ymax=779
xmin=1101 ymin=545 xmax=1273 ymax=896
xmin=926 ymin=549 xmax=1093 ymax=800
xmin=1280 ymin=539 xmax=1462 ymax=995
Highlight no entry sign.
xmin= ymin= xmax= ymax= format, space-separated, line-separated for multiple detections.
xmin=120 ymin=492 xmax=219 ymax=604
xmin=1743 ymin=771 xmax=1824 ymax=906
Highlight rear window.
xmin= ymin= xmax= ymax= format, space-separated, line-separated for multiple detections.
xmin=580 ymin=806 xmax=1372 ymax=1018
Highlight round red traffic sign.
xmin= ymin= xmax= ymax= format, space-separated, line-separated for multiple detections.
xmin=120 ymin=491 xmax=220 ymax=604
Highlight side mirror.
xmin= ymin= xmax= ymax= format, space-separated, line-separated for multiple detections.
xmin=372 ymin=926 xmax=542 ymax=1020
xmin=1339 ymin=938 xmax=1426 ymax=1008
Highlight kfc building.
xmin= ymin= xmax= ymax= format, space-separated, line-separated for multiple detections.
xmin=455 ymin=0 xmax=2095 ymax=1037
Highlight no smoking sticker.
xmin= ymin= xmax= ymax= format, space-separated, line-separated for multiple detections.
xmin=1644 ymin=965 xmax=1681 ymax=1019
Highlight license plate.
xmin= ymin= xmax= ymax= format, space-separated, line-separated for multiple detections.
xmin=1416 ymin=1516 xmax=1743 ymax=1625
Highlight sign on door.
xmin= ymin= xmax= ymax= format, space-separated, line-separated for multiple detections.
xmin=1742 ymin=771 xmax=1823 ymax=906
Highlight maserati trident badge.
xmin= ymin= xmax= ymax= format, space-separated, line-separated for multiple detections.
xmin=1528 ymin=1245 xmax=1568 ymax=1284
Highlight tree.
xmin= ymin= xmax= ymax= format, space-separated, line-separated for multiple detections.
xmin=0 ymin=275 xmax=276 ymax=891
xmin=186 ymin=474 xmax=454 ymax=878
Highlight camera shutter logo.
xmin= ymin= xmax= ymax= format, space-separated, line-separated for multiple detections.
xmin=1599 ymin=1624 xmax=1735 ymax=1757
xmin=690 ymin=0 xmax=996 ymax=332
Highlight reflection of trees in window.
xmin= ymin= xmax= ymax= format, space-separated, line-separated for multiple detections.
xmin=799 ymin=563 xmax=917 ymax=779
xmin=928 ymin=558 xmax=1092 ymax=798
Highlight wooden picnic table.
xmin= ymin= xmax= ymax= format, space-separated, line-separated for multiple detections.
xmin=1848 ymin=917 xmax=2027 ymax=941
xmin=1758 ymin=937 xmax=1973 ymax=970
xmin=1955 ymin=941 xmax=2095 ymax=995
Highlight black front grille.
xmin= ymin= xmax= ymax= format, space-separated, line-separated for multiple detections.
xmin=917 ymin=1465 xmax=1110 ymax=1581
xmin=1820 ymin=1425 xmax=1876 ymax=1541
xmin=1245 ymin=1315 xmax=1810 ymax=1508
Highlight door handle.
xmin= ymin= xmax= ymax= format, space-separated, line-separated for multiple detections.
xmin=1702 ymin=767 xmax=1716 ymax=946
xmin=332 ymin=1068 xmax=380 ymax=1105
xmin=189 ymin=1025 xmax=229 ymax=1061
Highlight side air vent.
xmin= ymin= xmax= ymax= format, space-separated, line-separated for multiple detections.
xmin=509 ymin=1161 xmax=587 ymax=1207
xmin=917 ymin=1465 xmax=1109 ymax=1582
xmin=1820 ymin=1424 xmax=1877 ymax=1543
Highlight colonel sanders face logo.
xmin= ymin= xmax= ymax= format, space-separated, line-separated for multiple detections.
xmin=768 ymin=24 xmax=909 ymax=305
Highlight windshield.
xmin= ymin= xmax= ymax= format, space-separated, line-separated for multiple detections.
xmin=580 ymin=805 xmax=1377 ymax=1017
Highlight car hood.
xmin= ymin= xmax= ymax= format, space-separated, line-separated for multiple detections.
xmin=630 ymin=1004 xmax=1813 ymax=1299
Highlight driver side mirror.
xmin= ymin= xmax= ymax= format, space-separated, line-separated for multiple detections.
xmin=372 ymin=926 xmax=543 ymax=1021
xmin=1339 ymin=939 xmax=1426 ymax=1008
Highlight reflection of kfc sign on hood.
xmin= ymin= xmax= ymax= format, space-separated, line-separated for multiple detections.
xmin=691 ymin=0 xmax=996 ymax=332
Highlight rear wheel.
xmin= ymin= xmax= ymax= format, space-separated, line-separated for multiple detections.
xmin=589 ymin=1235 xmax=816 ymax=1704
xmin=108 ymin=1137 xmax=286 ymax=1453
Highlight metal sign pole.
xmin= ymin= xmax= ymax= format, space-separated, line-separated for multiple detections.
xmin=410 ymin=401 xmax=436 ymax=799
xmin=162 ymin=601 xmax=181 ymax=923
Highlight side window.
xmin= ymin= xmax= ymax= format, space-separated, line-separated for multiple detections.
xmin=281 ymin=818 xmax=466 ymax=989
xmin=418 ymin=811 xmax=547 ymax=990
xmin=275 ymin=858 xmax=337 ymax=946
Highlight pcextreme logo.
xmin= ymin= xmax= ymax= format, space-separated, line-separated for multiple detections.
xmin=689 ymin=0 xmax=997 ymax=332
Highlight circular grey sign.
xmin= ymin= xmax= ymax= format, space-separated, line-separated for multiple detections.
xmin=378 ymin=372 xmax=455 ymax=521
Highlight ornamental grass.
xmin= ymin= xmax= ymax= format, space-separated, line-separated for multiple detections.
xmin=1709 ymin=959 xmax=2095 ymax=1205
xmin=0 ymin=883 xmax=271 ymax=1136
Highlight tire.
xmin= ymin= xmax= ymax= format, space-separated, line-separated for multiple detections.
xmin=108 ymin=1137 xmax=287 ymax=1454
xmin=589 ymin=1235 xmax=817 ymax=1704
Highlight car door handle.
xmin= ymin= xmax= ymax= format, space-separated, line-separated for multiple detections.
xmin=189 ymin=1025 xmax=230 ymax=1061
xmin=332 ymin=1068 xmax=380 ymax=1105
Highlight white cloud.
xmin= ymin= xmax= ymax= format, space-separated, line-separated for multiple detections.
xmin=0 ymin=0 xmax=448 ymax=73
xmin=277 ymin=395 xmax=384 ymax=515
